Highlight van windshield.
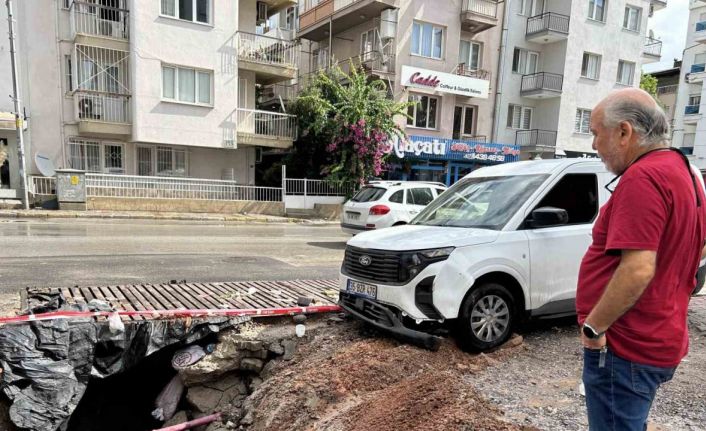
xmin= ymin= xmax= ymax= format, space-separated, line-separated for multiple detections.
xmin=411 ymin=175 xmax=548 ymax=230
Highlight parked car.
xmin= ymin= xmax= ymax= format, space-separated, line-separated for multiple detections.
xmin=340 ymin=181 xmax=447 ymax=235
xmin=338 ymin=159 xmax=706 ymax=352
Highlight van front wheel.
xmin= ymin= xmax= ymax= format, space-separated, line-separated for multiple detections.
xmin=456 ymin=283 xmax=515 ymax=352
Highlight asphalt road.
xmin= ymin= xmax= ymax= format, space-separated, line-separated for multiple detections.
xmin=0 ymin=218 xmax=349 ymax=293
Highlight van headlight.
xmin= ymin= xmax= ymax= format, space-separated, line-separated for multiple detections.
xmin=399 ymin=247 xmax=455 ymax=281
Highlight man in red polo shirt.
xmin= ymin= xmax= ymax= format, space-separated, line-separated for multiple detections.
xmin=577 ymin=88 xmax=706 ymax=430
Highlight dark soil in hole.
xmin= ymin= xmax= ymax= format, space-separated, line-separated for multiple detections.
xmin=67 ymin=343 xmax=184 ymax=431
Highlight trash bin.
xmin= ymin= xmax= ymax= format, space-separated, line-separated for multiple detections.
xmin=55 ymin=169 xmax=86 ymax=211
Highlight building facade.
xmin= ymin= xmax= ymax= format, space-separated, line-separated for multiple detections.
xmin=0 ymin=0 xmax=298 ymax=199
xmin=650 ymin=60 xmax=680 ymax=137
xmin=673 ymin=0 xmax=706 ymax=165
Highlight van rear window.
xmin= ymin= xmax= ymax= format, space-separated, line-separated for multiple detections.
xmin=351 ymin=187 xmax=386 ymax=202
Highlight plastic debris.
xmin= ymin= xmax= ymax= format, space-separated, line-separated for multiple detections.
xmin=107 ymin=312 xmax=125 ymax=334
xmin=87 ymin=299 xmax=114 ymax=312
xmin=172 ymin=345 xmax=207 ymax=369
xmin=151 ymin=375 xmax=185 ymax=422
xmin=295 ymin=324 xmax=306 ymax=338
xmin=578 ymin=382 xmax=586 ymax=397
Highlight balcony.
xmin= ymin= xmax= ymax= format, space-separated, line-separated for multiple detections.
xmin=460 ymin=0 xmax=499 ymax=34
xmin=515 ymin=129 xmax=557 ymax=154
xmin=520 ymin=72 xmax=563 ymax=99
xmin=642 ymin=37 xmax=662 ymax=63
xmin=338 ymin=49 xmax=396 ymax=77
xmin=525 ymin=12 xmax=570 ymax=44
xmin=236 ymin=32 xmax=298 ymax=84
xmin=69 ymin=0 xmax=129 ymax=51
xmin=259 ymin=0 xmax=298 ymax=15
xmin=259 ymin=83 xmax=297 ymax=108
xmin=455 ymin=64 xmax=491 ymax=81
xmin=687 ymin=63 xmax=706 ymax=84
xmin=235 ymin=108 xmax=297 ymax=148
xmin=656 ymin=85 xmax=678 ymax=95
xmin=74 ymin=91 xmax=131 ymax=136
xmin=695 ymin=21 xmax=706 ymax=44
xmin=298 ymin=0 xmax=398 ymax=41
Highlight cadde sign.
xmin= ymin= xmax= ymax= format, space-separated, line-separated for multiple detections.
xmin=400 ymin=65 xmax=489 ymax=99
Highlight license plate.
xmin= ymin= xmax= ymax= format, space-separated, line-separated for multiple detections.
xmin=346 ymin=211 xmax=360 ymax=221
xmin=347 ymin=280 xmax=377 ymax=299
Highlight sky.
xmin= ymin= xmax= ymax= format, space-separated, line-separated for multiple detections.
xmin=642 ymin=0 xmax=691 ymax=73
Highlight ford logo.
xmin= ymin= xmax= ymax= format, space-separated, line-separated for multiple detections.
xmin=359 ymin=255 xmax=372 ymax=266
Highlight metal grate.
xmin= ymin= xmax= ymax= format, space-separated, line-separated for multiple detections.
xmin=24 ymin=279 xmax=340 ymax=321
xmin=343 ymin=246 xmax=402 ymax=284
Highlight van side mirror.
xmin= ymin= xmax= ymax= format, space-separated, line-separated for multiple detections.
xmin=526 ymin=207 xmax=569 ymax=229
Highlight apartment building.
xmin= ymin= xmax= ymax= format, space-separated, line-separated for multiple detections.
xmin=672 ymin=0 xmax=706 ymax=165
xmin=650 ymin=60 xmax=680 ymax=134
xmin=495 ymin=0 xmax=664 ymax=159
xmin=0 ymin=0 xmax=298 ymax=199
xmin=298 ymin=0 xmax=515 ymax=185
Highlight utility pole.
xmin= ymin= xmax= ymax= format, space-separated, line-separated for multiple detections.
xmin=6 ymin=0 xmax=29 ymax=209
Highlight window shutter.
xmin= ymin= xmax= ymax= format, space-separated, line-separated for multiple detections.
xmin=522 ymin=108 xmax=532 ymax=130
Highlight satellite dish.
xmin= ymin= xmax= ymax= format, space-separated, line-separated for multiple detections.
xmin=35 ymin=153 xmax=56 ymax=177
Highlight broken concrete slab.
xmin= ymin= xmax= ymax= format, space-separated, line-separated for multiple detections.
xmin=240 ymin=358 xmax=264 ymax=373
xmin=163 ymin=411 xmax=189 ymax=428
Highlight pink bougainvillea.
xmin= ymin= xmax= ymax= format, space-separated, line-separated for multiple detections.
xmin=326 ymin=118 xmax=391 ymax=184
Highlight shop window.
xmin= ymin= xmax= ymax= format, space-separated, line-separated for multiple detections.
xmin=407 ymin=94 xmax=438 ymax=129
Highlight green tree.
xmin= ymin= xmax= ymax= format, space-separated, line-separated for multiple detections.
xmin=288 ymin=64 xmax=411 ymax=188
xmin=640 ymin=73 xmax=658 ymax=98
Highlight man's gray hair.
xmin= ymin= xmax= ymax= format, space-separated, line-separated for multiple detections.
xmin=602 ymin=99 xmax=670 ymax=147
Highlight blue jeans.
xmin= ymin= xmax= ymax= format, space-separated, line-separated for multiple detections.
xmin=583 ymin=347 xmax=676 ymax=431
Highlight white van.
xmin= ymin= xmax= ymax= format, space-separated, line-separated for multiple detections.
xmin=338 ymin=158 xmax=706 ymax=351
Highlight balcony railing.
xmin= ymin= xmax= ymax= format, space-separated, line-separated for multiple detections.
xmin=685 ymin=105 xmax=701 ymax=115
xmin=643 ymin=37 xmax=662 ymax=57
xmin=692 ymin=63 xmax=706 ymax=73
xmin=526 ymin=12 xmax=570 ymax=36
xmin=75 ymin=91 xmax=130 ymax=124
xmin=455 ymin=64 xmax=491 ymax=81
xmin=696 ymin=21 xmax=706 ymax=32
xmin=69 ymin=0 xmax=129 ymax=40
xmin=462 ymin=0 xmax=499 ymax=18
xmin=236 ymin=108 xmax=297 ymax=141
xmin=515 ymin=129 xmax=557 ymax=148
xmin=656 ymin=85 xmax=678 ymax=95
xmin=521 ymin=72 xmax=563 ymax=93
xmin=236 ymin=32 xmax=298 ymax=69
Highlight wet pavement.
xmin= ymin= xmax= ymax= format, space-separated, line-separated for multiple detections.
xmin=0 ymin=218 xmax=348 ymax=293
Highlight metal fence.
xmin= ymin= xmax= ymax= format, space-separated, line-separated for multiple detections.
xmin=236 ymin=108 xmax=297 ymax=141
xmin=526 ymin=12 xmax=570 ymax=36
xmin=643 ymin=37 xmax=662 ymax=57
xmin=462 ymin=0 xmax=499 ymax=17
xmin=521 ymin=72 xmax=563 ymax=93
xmin=455 ymin=64 xmax=491 ymax=81
xmin=30 ymin=176 xmax=56 ymax=196
xmin=75 ymin=91 xmax=131 ymax=124
xmin=70 ymin=0 xmax=129 ymax=40
xmin=86 ymin=174 xmax=283 ymax=202
xmin=236 ymin=31 xmax=298 ymax=69
xmin=515 ymin=130 xmax=558 ymax=147
xmin=284 ymin=179 xmax=355 ymax=196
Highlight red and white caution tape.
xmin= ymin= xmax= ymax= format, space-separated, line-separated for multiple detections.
xmin=0 ymin=304 xmax=342 ymax=325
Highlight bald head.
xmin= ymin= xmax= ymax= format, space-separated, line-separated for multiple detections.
xmin=594 ymin=88 xmax=669 ymax=148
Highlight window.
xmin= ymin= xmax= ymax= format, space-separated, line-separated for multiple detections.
xmin=507 ymin=104 xmax=533 ymax=130
xmin=351 ymin=187 xmax=385 ymax=202
xmin=623 ymin=6 xmax=641 ymax=32
xmin=512 ymin=48 xmax=539 ymax=74
xmin=407 ymin=94 xmax=438 ymax=129
xmin=143 ymin=146 xmax=188 ymax=177
xmin=313 ymin=48 xmax=328 ymax=70
xmin=575 ymin=109 xmax=592 ymax=134
xmin=588 ymin=0 xmax=606 ymax=22
xmin=406 ymin=188 xmax=435 ymax=206
xmin=389 ymin=190 xmax=404 ymax=204
xmin=529 ymin=174 xmax=598 ymax=226
xmin=65 ymin=55 xmax=73 ymax=93
xmin=161 ymin=0 xmax=211 ymax=24
xmin=616 ymin=60 xmax=635 ymax=85
xmin=520 ymin=0 xmax=544 ymax=16
xmin=411 ymin=21 xmax=444 ymax=59
xmin=162 ymin=65 xmax=212 ymax=105
xmin=689 ymin=95 xmax=701 ymax=106
xmin=360 ymin=29 xmax=379 ymax=55
xmin=435 ymin=188 xmax=446 ymax=197
xmin=453 ymin=106 xmax=476 ymax=139
xmin=137 ymin=146 xmax=153 ymax=176
xmin=581 ymin=53 xmax=601 ymax=80
xmin=67 ymin=139 xmax=123 ymax=173
xmin=459 ymin=41 xmax=481 ymax=70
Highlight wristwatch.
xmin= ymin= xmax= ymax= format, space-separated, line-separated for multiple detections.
xmin=582 ymin=322 xmax=605 ymax=340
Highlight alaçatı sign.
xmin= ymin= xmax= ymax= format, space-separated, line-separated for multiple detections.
xmin=400 ymin=65 xmax=490 ymax=99
xmin=386 ymin=135 xmax=521 ymax=164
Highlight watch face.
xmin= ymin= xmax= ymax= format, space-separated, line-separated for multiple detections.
xmin=583 ymin=324 xmax=597 ymax=339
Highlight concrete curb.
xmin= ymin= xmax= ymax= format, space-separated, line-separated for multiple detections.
xmin=0 ymin=209 xmax=339 ymax=225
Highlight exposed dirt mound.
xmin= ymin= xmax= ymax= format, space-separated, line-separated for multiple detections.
xmin=245 ymin=320 xmax=536 ymax=431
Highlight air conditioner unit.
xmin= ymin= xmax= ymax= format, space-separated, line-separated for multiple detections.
xmin=256 ymin=2 xmax=268 ymax=25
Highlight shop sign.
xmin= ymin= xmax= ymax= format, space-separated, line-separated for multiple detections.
xmin=564 ymin=150 xmax=599 ymax=159
xmin=401 ymin=65 xmax=489 ymax=99
xmin=387 ymin=135 xmax=520 ymax=164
